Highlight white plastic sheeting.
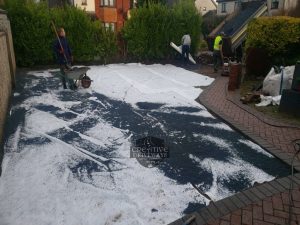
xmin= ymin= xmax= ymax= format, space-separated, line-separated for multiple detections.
xmin=262 ymin=66 xmax=295 ymax=96
xmin=255 ymin=95 xmax=281 ymax=107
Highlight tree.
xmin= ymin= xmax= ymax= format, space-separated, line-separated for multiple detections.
xmin=123 ymin=0 xmax=202 ymax=60
xmin=137 ymin=0 xmax=166 ymax=7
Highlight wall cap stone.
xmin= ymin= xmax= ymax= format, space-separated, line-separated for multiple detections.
xmin=0 ymin=9 xmax=7 ymax=15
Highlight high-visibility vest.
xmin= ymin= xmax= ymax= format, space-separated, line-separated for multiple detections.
xmin=214 ymin=35 xmax=222 ymax=51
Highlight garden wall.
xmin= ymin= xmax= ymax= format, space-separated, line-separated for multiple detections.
xmin=0 ymin=9 xmax=15 ymax=174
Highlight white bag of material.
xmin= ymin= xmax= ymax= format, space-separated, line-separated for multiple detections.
xmin=262 ymin=66 xmax=295 ymax=96
xmin=255 ymin=95 xmax=281 ymax=107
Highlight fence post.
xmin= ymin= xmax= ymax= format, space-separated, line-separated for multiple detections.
xmin=280 ymin=66 xmax=284 ymax=95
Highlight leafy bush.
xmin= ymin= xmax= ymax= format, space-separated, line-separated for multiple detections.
xmin=137 ymin=0 xmax=166 ymax=7
xmin=4 ymin=0 xmax=117 ymax=66
xmin=122 ymin=0 xmax=202 ymax=60
xmin=51 ymin=6 xmax=117 ymax=63
xmin=202 ymin=13 xmax=225 ymax=37
xmin=199 ymin=39 xmax=208 ymax=51
xmin=246 ymin=16 xmax=300 ymax=65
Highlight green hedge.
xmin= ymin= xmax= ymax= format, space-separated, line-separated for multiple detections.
xmin=122 ymin=0 xmax=202 ymax=60
xmin=246 ymin=16 xmax=300 ymax=65
xmin=137 ymin=0 xmax=166 ymax=7
xmin=4 ymin=0 xmax=117 ymax=66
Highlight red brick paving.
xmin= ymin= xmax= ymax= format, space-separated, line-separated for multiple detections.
xmin=205 ymin=188 xmax=300 ymax=225
xmin=198 ymin=73 xmax=300 ymax=167
xmin=169 ymin=66 xmax=300 ymax=225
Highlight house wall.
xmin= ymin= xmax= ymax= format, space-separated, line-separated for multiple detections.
xmin=266 ymin=0 xmax=284 ymax=16
xmin=195 ymin=0 xmax=217 ymax=16
xmin=284 ymin=0 xmax=300 ymax=17
xmin=95 ymin=0 xmax=130 ymax=31
xmin=284 ymin=0 xmax=298 ymax=9
xmin=0 ymin=10 xmax=16 ymax=86
xmin=116 ymin=0 xmax=130 ymax=31
xmin=217 ymin=1 xmax=236 ymax=15
xmin=0 ymin=9 xmax=16 ymax=172
xmin=74 ymin=0 xmax=95 ymax=13
xmin=0 ymin=31 xmax=11 ymax=146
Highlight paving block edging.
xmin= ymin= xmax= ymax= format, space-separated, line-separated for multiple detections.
xmin=169 ymin=174 xmax=300 ymax=225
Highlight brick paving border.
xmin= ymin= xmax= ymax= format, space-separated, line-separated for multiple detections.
xmin=168 ymin=72 xmax=300 ymax=225
xmin=198 ymin=76 xmax=300 ymax=170
xmin=170 ymin=174 xmax=300 ymax=225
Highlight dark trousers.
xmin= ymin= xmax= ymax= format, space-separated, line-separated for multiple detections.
xmin=213 ymin=50 xmax=222 ymax=72
xmin=182 ymin=45 xmax=190 ymax=63
xmin=60 ymin=65 xmax=75 ymax=89
xmin=60 ymin=67 xmax=68 ymax=89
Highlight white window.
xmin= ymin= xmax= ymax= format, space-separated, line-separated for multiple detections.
xmin=100 ymin=0 xmax=115 ymax=7
xmin=221 ymin=2 xmax=226 ymax=12
xmin=234 ymin=1 xmax=238 ymax=9
xmin=271 ymin=0 xmax=279 ymax=9
xmin=104 ymin=23 xmax=116 ymax=31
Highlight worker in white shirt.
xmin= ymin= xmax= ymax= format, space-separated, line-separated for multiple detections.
xmin=181 ymin=34 xmax=191 ymax=63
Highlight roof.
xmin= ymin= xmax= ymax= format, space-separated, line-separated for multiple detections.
xmin=168 ymin=0 xmax=217 ymax=7
xmin=216 ymin=0 xmax=236 ymax=2
xmin=208 ymin=0 xmax=267 ymax=51
xmin=218 ymin=0 xmax=266 ymax=37
xmin=198 ymin=0 xmax=217 ymax=8
xmin=0 ymin=9 xmax=7 ymax=14
xmin=202 ymin=9 xmax=217 ymax=19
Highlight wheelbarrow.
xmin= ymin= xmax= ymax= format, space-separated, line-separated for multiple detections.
xmin=62 ymin=66 xmax=92 ymax=89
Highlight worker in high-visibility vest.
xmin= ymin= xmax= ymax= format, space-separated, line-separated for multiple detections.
xmin=213 ymin=32 xmax=225 ymax=72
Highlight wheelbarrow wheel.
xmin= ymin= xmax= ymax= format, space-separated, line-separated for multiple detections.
xmin=81 ymin=75 xmax=92 ymax=88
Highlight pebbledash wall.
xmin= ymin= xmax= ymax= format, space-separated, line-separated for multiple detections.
xmin=0 ymin=9 xmax=16 ymax=170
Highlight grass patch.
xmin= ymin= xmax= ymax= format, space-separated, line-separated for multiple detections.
xmin=240 ymin=78 xmax=300 ymax=125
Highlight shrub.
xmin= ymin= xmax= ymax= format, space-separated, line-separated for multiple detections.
xmin=122 ymin=0 xmax=202 ymax=60
xmin=137 ymin=0 xmax=166 ymax=7
xmin=246 ymin=16 xmax=300 ymax=65
xmin=245 ymin=47 xmax=272 ymax=78
xmin=202 ymin=13 xmax=225 ymax=37
xmin=4 ymin=0 xmax=117 ymax=66
xmin=50 ymin=6 xmax=117 ymax=63
xmin=4 ymin=0 xmax=53 ymax=66
xmin=199 ymin=39 xmax=208 ymax=51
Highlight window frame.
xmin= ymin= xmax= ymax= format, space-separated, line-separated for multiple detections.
xmin=103 ymin=22 xmax=116 ymax=32
xmin=100 ymin=0 xmax=116 ymax=7
xmin=221 ymin=2 xmax=226 ymax=13
xmin=271 ymin=0 xmax=279 ymax=9
xmin=234 ymin=1 xmax=238 ymax=9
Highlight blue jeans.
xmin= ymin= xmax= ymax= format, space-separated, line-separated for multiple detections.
xmin=182 ymin=45 xmax=190 ymax=62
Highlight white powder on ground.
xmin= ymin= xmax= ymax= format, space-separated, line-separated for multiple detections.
xmin=0 ymin=64 xmax=278 ymax=225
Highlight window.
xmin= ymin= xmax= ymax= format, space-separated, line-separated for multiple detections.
xmin=234 ymin=1 xmax=238 ymax=9
xmin=203 ymin=7 xmax=206 ymax=11
xmin=100 ymin=0 xmax=116 ymax=7
xmin=103 ymin=22 xmax=116 ymax=32
xmin=271 ymin=0 xmax=279 ymax=9
xmin=221 ymin=2 xmax=226 ymax=13
xmin=81 ymin=0 xmax=87 ymax=5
